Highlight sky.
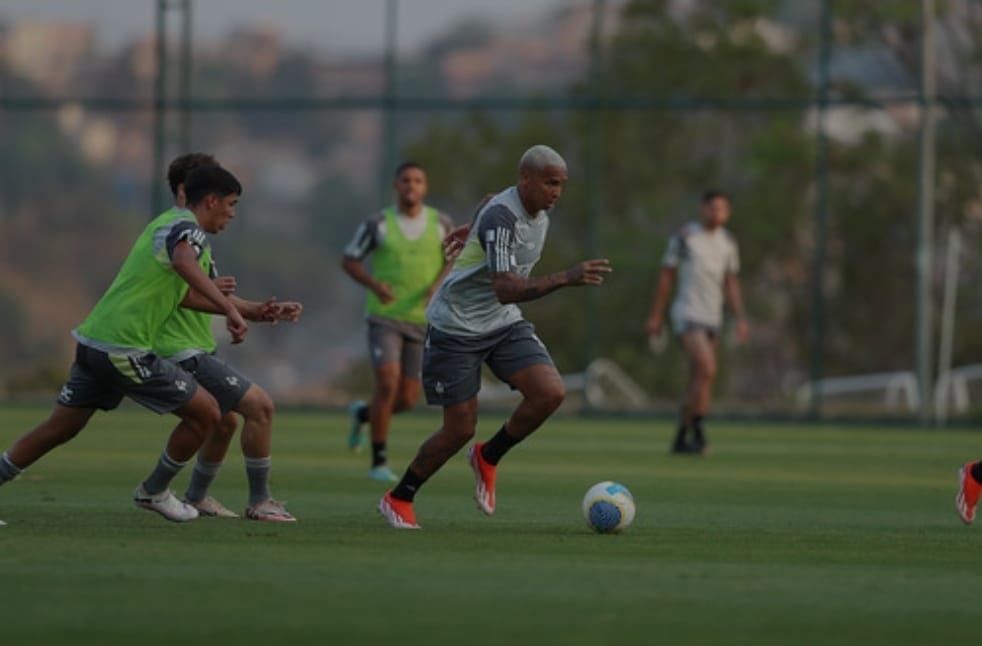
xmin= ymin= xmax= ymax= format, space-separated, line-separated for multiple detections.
xmin=0 ymin=0 xmax=571 ymax=54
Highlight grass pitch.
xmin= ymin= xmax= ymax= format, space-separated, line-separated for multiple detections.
xmin=0 ymin=405 xmax=980 ymax=645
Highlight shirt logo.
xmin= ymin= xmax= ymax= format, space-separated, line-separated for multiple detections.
xmin=435 ymin=381 xmax=445 ymax=395
xmin=59 ymin=385 xmax=74 ymax=403
xmin=226 ymin=376 xmax=240 ymax=387
xmin=175 ymin=380 xmax=189 ymax=393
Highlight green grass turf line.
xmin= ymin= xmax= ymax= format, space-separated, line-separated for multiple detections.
xmin=0 ymin=405 xmax=980 ymax=645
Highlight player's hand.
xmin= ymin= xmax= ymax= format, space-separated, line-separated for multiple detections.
xmin=566 ymin=259 xmax=612 ymax=287
xmin=226 ymin=309 xmax=248 ymax=344
xmin=373 ymin=281 xmax=396 ymax=305
xmin=213 ymin=276 xmax=237 ymax=295
xmin=443 ymin=224 xmax=471 ymax=262
xmin=735 ymin=318 xmax=749 ymax=344
xmin=263 ymin=300 xmax=303 ymax=324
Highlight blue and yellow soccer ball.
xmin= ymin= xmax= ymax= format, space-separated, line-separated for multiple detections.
xmin=582 ymin=481 xmax=635 ymax=533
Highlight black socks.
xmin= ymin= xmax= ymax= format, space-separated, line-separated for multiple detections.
xmin=480 ymin=425 xmax=521 ymax=466
xmin=391 ymin=468 xmax=427 ymax=502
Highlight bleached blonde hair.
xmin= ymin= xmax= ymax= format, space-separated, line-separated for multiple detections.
xmin=519 ymin=145 xmax=566 ymax=172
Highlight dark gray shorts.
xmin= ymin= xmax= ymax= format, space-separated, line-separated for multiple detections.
xmin=177 ymin=353 xmax=252 ymax=415
xmin=367 ymin=317 xmax=426 ymax=379
xmin=58 ymin=343 xmax=198 ymax=414
xmin=674 ymin=319 xmax=720 ymax=340
xmin=422 ymin=320 xmax=554 ymax=406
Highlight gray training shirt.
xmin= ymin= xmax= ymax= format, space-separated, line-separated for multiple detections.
xmin=663 ymin=222 xmax=740 ymax=329
xmin=425 ymin=186 xmax=550 ymax=337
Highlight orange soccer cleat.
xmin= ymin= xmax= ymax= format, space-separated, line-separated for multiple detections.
xmin=956 ymin=462 xmax=981 ymax=525
xmin=378 ymin=491 xmax=420 ymax=529
xmin=468 ymin=442 xmax=497 ymax=516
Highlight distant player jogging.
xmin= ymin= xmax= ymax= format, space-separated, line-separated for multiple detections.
xmin=342 ymin=162 xmax=453 ymax=482
xmin=378 ymin=145 xmax=613 ymax=529
xmin=646 ymin=190 xmax=748 ymax=455
xmin=0 ymin=164 xmax=248 ymax=524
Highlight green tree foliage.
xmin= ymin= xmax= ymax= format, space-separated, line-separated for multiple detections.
xmin=406 ymin=0 xmax=817 ymax=403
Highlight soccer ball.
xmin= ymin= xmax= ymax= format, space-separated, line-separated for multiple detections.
xmin=582 ymin=481 xmax=635 ymax=533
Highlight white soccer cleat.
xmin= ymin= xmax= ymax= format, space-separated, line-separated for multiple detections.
xmin=133 ymin=486 xmax=199 ymax=522
xmin=0 ymin=518 xmax=6 ymax=527
xmin=245 ymin=498 xmax=296 ymax=523
xmin=185 ymin=495 xmax=239 ymax=518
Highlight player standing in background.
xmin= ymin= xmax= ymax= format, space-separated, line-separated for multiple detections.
xmin=378 ymin=145 xmax=613 ymax=529
xmin=342 ymin=162 xmax=453 ymax=482
xmin=646 ymin=190 xmax=748 ymax=455
xmin=151 ymin=153 xmax=301 ymax=522
xmin=0 ymin=164 xmax=248 ymax=524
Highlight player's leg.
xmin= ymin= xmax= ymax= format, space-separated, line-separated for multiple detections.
xmin=366 ymin=362 xmax=401 ymax=481
xmin=183 ymin=412 xmax=239 ymax=517
xmin=0 ymin=404 xmax=96 ymax=486
xmin=379 ymin=325 xmax=486 ymax=528
xmin=467 ymin=322 xmax=564 ymax=515
xmin=349 ymin=321 xmax=400 ymax=453
xmin=176 ymin=354 xmax=249 ymax=518
xmin=134 ymin=384 xmax=221 ymax=521
xmin=679 ymin=327 xmax=717 ymax=453
xmin=957 ymin=459 xmax=982 ymax=524
xmin=125 ymin=350 xmax=226 ymax=522
xmin=370 ymin=328 xmax=424 ymax=482
xmin=380 ymin=397 xmax=478 ymax=529
xmin=393 ymin=326 xmax=424 ymax=415
xmin=235 ymin=383 xmax=294 ymax=522
xmin=1 ymin=345 xmax=128 ymax=487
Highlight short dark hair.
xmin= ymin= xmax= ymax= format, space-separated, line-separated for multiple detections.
xmin=394 ymin=161 xmax=425 ymax=179
xmin=184 ymin=165 xmax=242 ymax=207
xmin=167 ymin=153 xmax=218 ymax=197
xmin=702 ymin=190 xmax=729 ymax=204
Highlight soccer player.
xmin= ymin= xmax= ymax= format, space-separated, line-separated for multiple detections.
xmin=645 ymin=190 xmax=748 ymax=455
xmin=342 ymin=162 xmax=453 ymax=482
xmin=150 ymin=154 xmax=301 ymax=522
xmin=0 ymin=164 xmax=247 ymax=524
xmin=956 ymin=461 xmax=982 ymax=524
xmin=377 ymin=145 xmax=613 ymax=529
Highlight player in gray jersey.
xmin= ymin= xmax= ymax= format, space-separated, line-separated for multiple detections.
xmin=646 ymin=190 xmax=748 ymax=455
xmin=378 ymin=145 xmax=613 ymax=529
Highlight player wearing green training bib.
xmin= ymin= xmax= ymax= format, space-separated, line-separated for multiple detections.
xmin=342 ymin=161 xmax=453 ymax=482
xmin=0 ymin=161 xmax=248 ymax=526
xmin=149 ymin=155 xmax=302 ymax=522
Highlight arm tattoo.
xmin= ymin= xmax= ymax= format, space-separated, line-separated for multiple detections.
xmin=494 ymin=271 xmax=570 ymax=303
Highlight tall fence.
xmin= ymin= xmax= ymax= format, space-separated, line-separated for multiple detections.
xmin=2 ymin=0 xmax=981 ymax=422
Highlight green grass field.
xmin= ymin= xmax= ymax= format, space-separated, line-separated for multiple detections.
xmin=1 ymin=404 xmax=980 ymax=645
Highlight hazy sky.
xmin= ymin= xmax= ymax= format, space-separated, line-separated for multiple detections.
xmin=0 ymin=0 xmax=571 ymax=54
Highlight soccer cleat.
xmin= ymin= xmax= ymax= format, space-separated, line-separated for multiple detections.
xmin=245 ymin=498 xmax=296 ymax=523
xmin=378 ymin=491 xmax=420 ymax=529
xmin=956 ymin=462 xmax=981 ymax=525
xmin=133 ymin=485 xmax=199 ymax=522
xmin=0 ymin=518 xmax=6 ymax=527
xmin=670 ymin=441 xmax=701 ymax=455
xmin=468 ymin=442 xmax=497 ymax=516
xmin=367 ymin=465 xmax=399 ymax=483
xmin=348 ymin=400 xmax=366 ymax=452
xmin=185 ymin=495 xmax=239 ymax=518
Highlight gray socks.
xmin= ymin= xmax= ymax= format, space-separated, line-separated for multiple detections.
xmin=184 ymin=460 xmax=222 ymax=503
xmin=0 ymin=452 xmax=22 ymax=485
xmin=245 ymin=456 xmax=272 ymax=506
xmin=142 ymin=452 xmax=187 ymax=495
